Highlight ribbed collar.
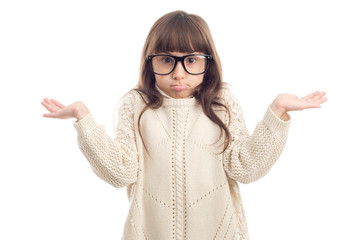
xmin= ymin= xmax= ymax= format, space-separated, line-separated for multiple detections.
xmin=155 ymin=83 xmax=173 ymax=99
xmin=155 ymin=83 xmax=197 ymax=107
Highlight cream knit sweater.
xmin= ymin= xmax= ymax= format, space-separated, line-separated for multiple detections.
xmin=73 ymin=86 xmax=291 ymax=240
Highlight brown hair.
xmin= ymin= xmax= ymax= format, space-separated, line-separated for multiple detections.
xmin=134 ymin=10 xmax=231 ymax=153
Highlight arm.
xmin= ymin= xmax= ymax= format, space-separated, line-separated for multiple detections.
xmin=222 ymin=88 xmax=290 ymax=184
xmin=221 ymin=88 xmax=327 ymax=184
xmin=73 ymin=91 xmax=139 ymax=188
xmin=41 ymin=92 xmax=141 ymax=188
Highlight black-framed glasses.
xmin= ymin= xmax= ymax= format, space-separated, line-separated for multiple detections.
xmin=147 ymin=54 xmax=212 ymax=75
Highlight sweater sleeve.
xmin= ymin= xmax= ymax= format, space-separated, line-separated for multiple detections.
xmin=221 ymin=87 xmax=291 ymax=184
xmin=73 ymin=91 xmax=140 ymax=188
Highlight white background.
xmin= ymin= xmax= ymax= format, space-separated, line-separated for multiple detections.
xmin=1 ymin=0 xmax=363 ymax=239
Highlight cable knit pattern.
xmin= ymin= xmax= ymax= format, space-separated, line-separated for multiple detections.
xmin=172 ymin=108 xmax=189 ymax=240
xmin=73 ymin=90 xmax=141 ymax=189
xmin=218 ymin=87 xmax=290 ymax=184
xmin=73 ymin=86 xmax=290 ymax=240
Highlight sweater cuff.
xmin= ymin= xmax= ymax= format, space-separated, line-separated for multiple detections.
xmin=73 ymin=112 xmax=98 ymax=136
xmin=263 ymin=106 xmax=291 ymax=133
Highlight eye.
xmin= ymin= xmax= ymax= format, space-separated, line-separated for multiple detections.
xmin=186 ymin=57 xmax=197 ymax=64
xmin=161 ymin=56 xmax=173 ymax=64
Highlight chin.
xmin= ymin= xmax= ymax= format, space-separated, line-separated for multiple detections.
xmin=173 ymin=92 xmax=188 ymax=99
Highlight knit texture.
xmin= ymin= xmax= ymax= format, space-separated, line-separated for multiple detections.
xmin=73 ymin=86 xmax=290 ymax=240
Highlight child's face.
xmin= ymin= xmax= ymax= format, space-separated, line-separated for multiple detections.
xmin=154 ymin=52 xmax=205 ymax=99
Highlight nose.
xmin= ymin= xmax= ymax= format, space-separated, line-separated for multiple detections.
xmin=171 ymin=61 xmax=186 ymax=80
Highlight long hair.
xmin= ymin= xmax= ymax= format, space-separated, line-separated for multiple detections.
xmin=134 ymin=10 xmax=231 ymax=153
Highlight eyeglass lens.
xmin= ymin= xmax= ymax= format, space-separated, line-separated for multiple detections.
xmin=151 ymin=55 xmax=207 ymax=75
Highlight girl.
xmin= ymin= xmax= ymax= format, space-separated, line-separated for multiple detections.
xmin=41 ymin=10 xmax=327 ymax=240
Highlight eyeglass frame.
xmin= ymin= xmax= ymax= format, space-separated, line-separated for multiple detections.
xmin=147 ymin=54 xmax=212 ymax=75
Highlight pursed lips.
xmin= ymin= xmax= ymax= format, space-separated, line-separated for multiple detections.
xmin=171 ymin=85 xmax=188 ymax=91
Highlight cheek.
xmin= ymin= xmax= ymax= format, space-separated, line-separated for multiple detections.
xmin=192 ymin=75 xmax=204 ymax=86
xmin=155 ymin=75 xmax=167 ymax=86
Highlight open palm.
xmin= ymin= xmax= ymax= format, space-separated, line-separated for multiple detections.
xmin=41 ymin=98 xmax=81 ymax=119
xmin=278 ymin=91 xmax=327 ymax=112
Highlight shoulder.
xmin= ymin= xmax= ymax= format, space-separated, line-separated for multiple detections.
xmin=115 ymin=89 xmax=147 ymax=110
xmin=216 ymin=83 xmax=240 ymax=109
xmin=113 ymin=89 xmax=146 ymax=131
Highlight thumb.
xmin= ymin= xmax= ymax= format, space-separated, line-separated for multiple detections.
xmin=43 ymin=113 xmax=56 ymax=118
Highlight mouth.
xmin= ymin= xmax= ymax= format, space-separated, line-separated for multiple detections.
xmin=171 ymin=85 xmax=188 ymax=91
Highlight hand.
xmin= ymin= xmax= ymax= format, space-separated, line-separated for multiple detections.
xmin=41 ymin=98 xmax=90 ymax=121
xmin=270 ymin=91 xmax=327 ymax=118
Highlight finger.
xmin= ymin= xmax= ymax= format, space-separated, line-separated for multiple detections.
xmin=302 ymin=91 xmax=320 ymax=100
xmin=50 ymin=99 xmax=66 ymax=108
xmin=307 ymin=96 xmax=328 ymax=109
xmin=43 ymin=98 xmax=57 ymax=108
xmin=41 ymin=99 xmax=59 ymax=112
xmin=41 ymin=100 xmax=54 ymax=112
xmin=313 ymin=91 xmax=327 ymax=101
xmin=317 ymin=97 xmax=328 ymax=105
xmin=44 ymin=98 xmax=53 ymax=104
xmin=43 ymin=112 xmax=57 ymax=118
xmin=300 ymin=101 xmax=317 ymax=109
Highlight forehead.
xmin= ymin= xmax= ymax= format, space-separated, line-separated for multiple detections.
xmin=151 ymin=27 xmax=209 ymax=55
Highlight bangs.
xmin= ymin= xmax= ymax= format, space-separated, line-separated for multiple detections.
xmin=151 ymin=14 xmax=211 ymax=54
